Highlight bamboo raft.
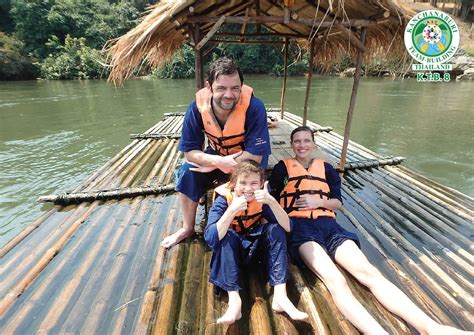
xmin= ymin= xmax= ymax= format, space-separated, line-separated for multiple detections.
xmin=0 ymin=112 xmax=472 ymax=334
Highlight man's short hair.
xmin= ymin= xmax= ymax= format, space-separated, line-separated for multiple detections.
xmin=207 ymin=57 xmax=244 ymax=86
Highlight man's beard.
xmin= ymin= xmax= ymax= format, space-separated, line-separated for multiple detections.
xmin=215 ymin=97 xmax=237 ymax=111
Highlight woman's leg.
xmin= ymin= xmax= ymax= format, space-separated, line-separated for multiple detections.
xmin=263 ymin=224 xmax=308 ymax=320
xmin=299 ymin=241 xmax=387 ymax=335
xmin=334 ymin=240 xmax=470 ymax=335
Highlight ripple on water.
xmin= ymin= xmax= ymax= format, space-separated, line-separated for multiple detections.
xmin=0 ymin=131 xmax=112 ymax=246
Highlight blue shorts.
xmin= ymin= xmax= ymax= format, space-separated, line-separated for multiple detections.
xmin=288 ymin=216 xmax=360 ymax=267
xmin=175 ymin=150 xmax=229 ymax=202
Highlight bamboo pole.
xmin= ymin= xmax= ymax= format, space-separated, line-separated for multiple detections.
xmin=38 ymin=184 xmax=175 ymax=205
xmin=107 ymin=198 xmax=171 ymax=334
xmin=371 ymin=168 xmax=469 ymax=229
xmin=341 ymin=184 xmax=472 ymax=326
xmin=303 ymin=38 xmax=316 ymax=126
xmin=196 ymin=16 xmax=226 ymax=51
xmin=248 ymin=274 xmax=273 ymax=334
xmin=2 ymin=203 xmax=121 ymax=334
xmin=280 ymin=37 xmax=289 ymax=120
xmin=339 ymin=27 xmax=367 ymax=175
xmin=176 ymin=240 xmax=206 ymax=334
xmin=338 ymin=157 xmax=405 ymax=172
xmin=386 ymin=166 xmax=473 ymax=219
xmin=0 ymin=204 xmax=89 ymax=290
xmin=367 ymin=170 xmax=472 ymax=252
xmin=288 ymin=267 xmax=331 ymax=334
xmin=289 ymin=266 xmax=358 ymax=335
xmin=75 ymin=121 xmax=164 ymax=192
xmin=0 ymin=208 xmax=59 ymax=258
xmin=0 ymin=202 xmax=99 ymax=315
xmin=32 ymin=201 xmax=127 ymax=333
xmin=136 ymin=200 xmax=179 ymax=333
xmin=130 ymin=133 xmax=181 ymax=140
xmin=338 ymin=206 xmax=453 ymax=325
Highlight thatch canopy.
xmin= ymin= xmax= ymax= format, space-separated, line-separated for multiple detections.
xmin=106 ymin=0 xmax=415 ymax=85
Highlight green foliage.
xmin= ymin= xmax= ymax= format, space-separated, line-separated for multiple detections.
xmin=39 ymin=35 xmax=106 ymax=79
xmin=0 ymin=32 xmax=36 ymax=80
xmin=10 ymin=0 xmax=140 ymax=59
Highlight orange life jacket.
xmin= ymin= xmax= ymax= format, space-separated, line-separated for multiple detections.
xmin=196 ymin=84 xmax=253 ymax=156
xmin=279 ymin=159 xmax=336 ymax=219
xmin=215 ymin=183 xmax=263 ymax=234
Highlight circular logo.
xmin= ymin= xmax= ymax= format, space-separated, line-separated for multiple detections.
xmin=404 ymin=10 xmax=460 ymax=64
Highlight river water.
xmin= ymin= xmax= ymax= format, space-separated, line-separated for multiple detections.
xmin=0 ymin=77 xmax=473 ymax=246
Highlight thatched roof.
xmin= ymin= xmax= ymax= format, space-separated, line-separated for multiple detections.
xmin=106 ymin=0 xmax=415 ymax=85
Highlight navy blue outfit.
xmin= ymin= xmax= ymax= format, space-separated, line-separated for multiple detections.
xmin=269 ymin=160 xmax=360 ymax=266
xmin=204 ymin=196 xmax=288 ymax=291
xmin=176 ymin=96 xmax=271 ymax=202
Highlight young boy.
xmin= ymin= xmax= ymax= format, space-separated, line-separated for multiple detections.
xmin=204 ymin=159 xmax=307 ymax=324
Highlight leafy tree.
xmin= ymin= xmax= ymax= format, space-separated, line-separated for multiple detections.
xmin=0 ymin=32 xmax=36 ymax=80
xmin=39 ymin=35 xmax=106 ymax=79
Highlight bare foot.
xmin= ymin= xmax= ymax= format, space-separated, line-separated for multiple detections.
xmin=217 ymin=292 xmax=242 ymax=325
xmin=272 ymin=296 xmax=308 ymax=321
xmin=425 ymin=324 xmax=474 ymax=335
xmin=161 ymin=227 xmax=193 ymax=249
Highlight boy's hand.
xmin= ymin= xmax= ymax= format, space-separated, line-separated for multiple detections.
xmin=229 ymin=195 xmax=247 ymax=213
xmin=254 ymin=181 xmax=274 ymax=205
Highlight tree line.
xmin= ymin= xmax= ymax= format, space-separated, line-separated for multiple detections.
xmin=1 ymin=1 xmax=470 ymax=81
xmin=0 ymin=0 xmax=311 ymax=80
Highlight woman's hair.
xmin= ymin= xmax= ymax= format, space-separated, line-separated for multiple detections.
xmin=290 ymin=125 xmax=314 ymax=142
xmin=228 ymin=159 xmax=264 ymax=190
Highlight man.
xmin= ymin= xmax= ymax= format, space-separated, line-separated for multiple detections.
xmin=161 ymin=58 xmax=271 ymax=249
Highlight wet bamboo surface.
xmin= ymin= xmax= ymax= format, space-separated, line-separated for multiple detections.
xmin=1 ymin=112 xmax=472 ymax=334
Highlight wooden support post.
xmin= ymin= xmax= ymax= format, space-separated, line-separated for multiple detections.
xmin=303 ymin=38 xmax=316 ymax=126
xmin=255 ymin=0 xmax=261 ymax=33
xmin=338 ymin=27 xmax=367 ymax=175
xmin=195 ymin=15 xmax=225 ymax=51
xmin=194 ymin=26 xmax=204 ymax=90
xmin=280 ymin=37 xmax=289 ymax=119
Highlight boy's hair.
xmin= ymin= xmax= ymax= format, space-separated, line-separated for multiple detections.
xmin=207 ymin=57 xmax=244 ymax=86
xmin=228 ymin=159 xmax=264 ymax=190
xmin=290 ymin=125 xmax=315 ymax=142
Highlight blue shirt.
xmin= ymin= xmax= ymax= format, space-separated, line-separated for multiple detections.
xmin=179 ymin=95 xmax=271 ymax=168
xmin=268 ymin=160 xmax=342 ymax=203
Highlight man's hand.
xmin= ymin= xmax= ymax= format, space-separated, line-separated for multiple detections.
xmin=214 ymin=151 xmax=242 ymax=174
xmin=228 ymin=195 xmax=247 ymax=214
xmin=295 ymin=195 xmax=325 ymax=210
xmin=189 ymin=164 xmax=217 ymax=173
xmin=254 ymin=181 xmax=274 ymax=205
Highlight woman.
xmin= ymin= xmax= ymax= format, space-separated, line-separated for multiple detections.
xmin=269 ymin=126 xmax=468 ymax=335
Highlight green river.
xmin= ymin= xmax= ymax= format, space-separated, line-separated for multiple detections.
xmin=0 ymin=77 xmax=473 ymax=246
